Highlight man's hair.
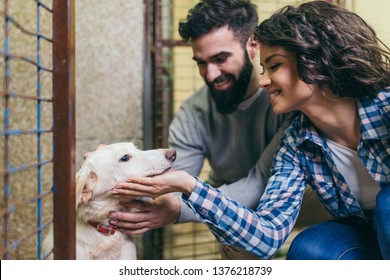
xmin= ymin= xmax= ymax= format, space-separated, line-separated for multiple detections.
xmin=254 ymin=0 xmax=390 ymax=98
xmin=179 ymin=0 xmax=258 ymax=48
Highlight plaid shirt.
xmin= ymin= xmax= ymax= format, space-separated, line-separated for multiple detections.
xmin=182 ymin=89 xmax=390 ymax=258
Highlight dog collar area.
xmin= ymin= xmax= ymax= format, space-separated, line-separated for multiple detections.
xmin=88 ymin=221 xmax=117 ymax=236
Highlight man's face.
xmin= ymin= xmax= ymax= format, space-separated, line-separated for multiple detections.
xmin=192 ymin=26 xmax=253 ymax=114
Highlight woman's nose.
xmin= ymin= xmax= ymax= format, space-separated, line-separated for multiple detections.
xmin=259 ymin=73 xmax=271 ymax=89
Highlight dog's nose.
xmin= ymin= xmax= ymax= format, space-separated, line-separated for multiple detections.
xmin=165 ymin=149 xmax=176 ymax=163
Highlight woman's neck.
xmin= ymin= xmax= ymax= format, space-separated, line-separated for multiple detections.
xmin=304 ymin=96 xmax=360 ymax=150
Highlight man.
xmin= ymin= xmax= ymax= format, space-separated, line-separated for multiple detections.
xmin=108 ymin=0 xmax=330 ymax=259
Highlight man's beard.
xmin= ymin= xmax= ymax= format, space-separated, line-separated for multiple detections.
xmin=207 ymin=52 xmax=253 ymax=114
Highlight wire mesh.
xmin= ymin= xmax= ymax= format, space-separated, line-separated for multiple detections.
xmin=0 ymin=0 xmax=54 ymax=260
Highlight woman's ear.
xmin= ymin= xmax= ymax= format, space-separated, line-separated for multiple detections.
xmin=247 ymin=36 xmax=259 ymax=59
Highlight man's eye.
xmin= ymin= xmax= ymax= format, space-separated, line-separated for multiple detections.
xmin=120 ymin=155 xmax=131 ymax=162
xmin=215 ymin=56 xmax=227 ymax=63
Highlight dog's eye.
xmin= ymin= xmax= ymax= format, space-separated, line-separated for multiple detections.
xmin=120 ymin=155 xmax=131 ymax=162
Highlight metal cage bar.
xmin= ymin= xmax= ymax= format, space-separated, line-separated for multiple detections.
xmin=52 ymin=0 xmax=76 ymax=260
xmin=2 ymin=0 xmax=11 ymax=259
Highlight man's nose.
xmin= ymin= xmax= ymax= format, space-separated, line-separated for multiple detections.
xmin=206 ymin=63 xmax=221 ymax=83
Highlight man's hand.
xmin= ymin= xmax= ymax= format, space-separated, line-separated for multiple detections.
xmin=108 ymin=194 xmax=181 ymax=234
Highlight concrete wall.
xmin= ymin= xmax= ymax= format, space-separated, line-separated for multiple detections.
xmin=74 ymin=0 xmax=145 ymax=258
xmin=75 ymin=0 xmax=144 ymax=168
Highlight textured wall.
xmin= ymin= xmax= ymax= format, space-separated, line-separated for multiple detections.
xmin=75 ymin=0 xmax=145 ymax=258
xmin=354 ymin=0 xmax=390 ymax=46
xmin=75 ymin=0 xmax=144 ymax=168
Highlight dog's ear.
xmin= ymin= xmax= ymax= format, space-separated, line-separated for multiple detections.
xmin=76 ymin=169 xmax=98 ymax=208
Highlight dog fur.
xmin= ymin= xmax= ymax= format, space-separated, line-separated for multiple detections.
xmin=42 ymin=142 xmax=176 ymax=259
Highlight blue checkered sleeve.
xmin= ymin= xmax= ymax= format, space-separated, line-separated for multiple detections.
xmin=182 ymin=138 xmax=306 ymax=259
xmin=180 ymin=89 xmax=390 ymax=259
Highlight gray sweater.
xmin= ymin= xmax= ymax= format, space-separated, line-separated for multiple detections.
xmin=169 ymin=85 xmax=291 ymax=222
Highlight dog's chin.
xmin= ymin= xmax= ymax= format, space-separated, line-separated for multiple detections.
xmin=147 ymin=167 xmax=172 ymax=177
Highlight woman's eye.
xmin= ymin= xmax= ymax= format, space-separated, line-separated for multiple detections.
xmin=269 ymin=63 xmax=281 ymax=71
xmin=120 ymin=155 xmax=131 ymax=162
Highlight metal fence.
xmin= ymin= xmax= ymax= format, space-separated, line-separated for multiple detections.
xmin=1 ymin=0 xmax=75 ymax=260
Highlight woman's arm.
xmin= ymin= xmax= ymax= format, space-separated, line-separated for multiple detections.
xmin=113 ymin=139 xmax=307 ymax=259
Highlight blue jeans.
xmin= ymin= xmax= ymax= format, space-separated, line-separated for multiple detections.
xmin=287 ymin=186 xmax=390 ymax=260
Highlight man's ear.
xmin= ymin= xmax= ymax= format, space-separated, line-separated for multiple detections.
xmin=247 ymin=36 xmax=259 ymax=59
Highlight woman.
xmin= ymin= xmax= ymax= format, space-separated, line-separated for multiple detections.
xmin=112 ymin=1 xmax=390 ymax=259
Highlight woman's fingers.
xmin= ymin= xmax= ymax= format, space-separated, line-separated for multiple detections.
xmin=113 ymin=181 xmax=158 ymax=198
xmin=112 ymin=171 xmax=194 ymax=199
xmin=127 ymin=176 xmax=158 ymax=186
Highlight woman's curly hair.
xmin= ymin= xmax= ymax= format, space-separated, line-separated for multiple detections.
xmin=254 ymin=1 xmax=390 ymax=98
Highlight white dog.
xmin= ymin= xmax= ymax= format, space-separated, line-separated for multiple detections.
xmin=43 ymin=142 xmax=176 ymax=259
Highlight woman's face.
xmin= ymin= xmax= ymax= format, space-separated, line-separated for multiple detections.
xmin=259 ymin=44 xmax=316 ymax=114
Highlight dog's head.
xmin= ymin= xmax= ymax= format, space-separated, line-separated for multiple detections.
xmin=76 ymin=142 xmax=176 ymax=209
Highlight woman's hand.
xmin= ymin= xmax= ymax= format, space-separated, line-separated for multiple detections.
xmin=112 ymin=170 xmax=196 ymax=198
